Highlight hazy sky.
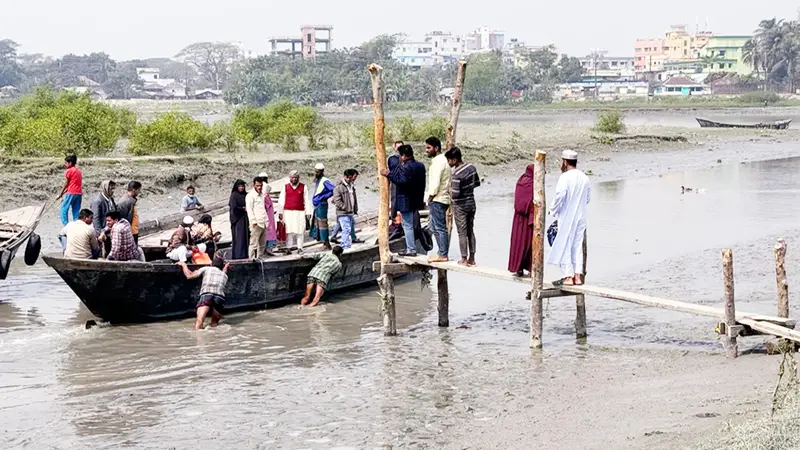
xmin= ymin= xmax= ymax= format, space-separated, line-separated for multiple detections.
xmin=2 ymin=1 xmax=798 ymax=60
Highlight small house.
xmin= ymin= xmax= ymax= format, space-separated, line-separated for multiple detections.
xmin=654 ymin=76 xmax=707 ymax=96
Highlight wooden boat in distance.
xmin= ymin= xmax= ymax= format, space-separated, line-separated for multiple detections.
xmin=696 ymin=118 xmax=792 ymax=130
xmin=0 ymin=205 xmax=44 ymax=279
xmin=43 ymin=228 xmax=406 ymax=323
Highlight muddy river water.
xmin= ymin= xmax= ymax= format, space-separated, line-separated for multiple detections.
xmin=3 ymin=151 xmax=800 ymax=448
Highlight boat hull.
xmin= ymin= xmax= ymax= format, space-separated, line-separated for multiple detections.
xmin=43 ymin=240 xmax=405 ymax=323
xmin=696 ymin=118 xmax=792 ymax=130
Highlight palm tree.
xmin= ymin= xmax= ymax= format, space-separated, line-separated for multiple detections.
xmin=775 ymin=21 xmax=800 ymax=93
xmin=700 ymin=53 xmax=724 ymax=71
xmin=754 ymin=18 xmax=785 ymax=90
xmin=742 ymin=38 xmax=761 ymax=78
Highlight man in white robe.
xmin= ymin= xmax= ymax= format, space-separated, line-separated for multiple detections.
xmin=547 ymin=150 xmax=591 ymax=285
xmin=277 ymin=170 xmax=312 ymax=254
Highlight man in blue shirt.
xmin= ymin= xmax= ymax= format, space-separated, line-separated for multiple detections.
xmin=381 ymin=145 xmax=426 ymax=256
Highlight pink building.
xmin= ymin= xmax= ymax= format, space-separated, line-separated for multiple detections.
xmin=634 ymin=38 xmax=666 ymax=72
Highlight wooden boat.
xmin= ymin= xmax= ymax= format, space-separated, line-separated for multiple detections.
xmin=43 ymin=227 xmax=405 ymax=323
xmin=696 ymin=118 xmax=792 ymax=130
xmin=0 ymin=205 xmax=44 ymax=280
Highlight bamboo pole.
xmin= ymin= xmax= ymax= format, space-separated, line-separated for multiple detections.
xmin=575 ymin=231 xmax=587 ymax=339
xmin=530 ymin=150 xmax=546 ymax=348
xmin=722 ymin=248 xmax=738 ymax=358
xmin=368 ymin=63 xmax=396 ymax=336
xmin=445 ymin=60 xmax=467 ymax=151
xmin=775 ymin=240 xmax=789 ymax=319
xmin=437 ymin=60 xmax=467 ymax=328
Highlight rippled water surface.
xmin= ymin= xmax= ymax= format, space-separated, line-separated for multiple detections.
xmin=3 ymin=156 xmax=800 ymax=448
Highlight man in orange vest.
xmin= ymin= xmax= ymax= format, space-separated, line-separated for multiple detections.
xmin=278 ymin=170 xmax=312 ymax=254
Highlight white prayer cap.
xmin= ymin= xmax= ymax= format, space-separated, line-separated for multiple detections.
xmin=258 ymin=172 xmax=269 ymax=179
xmin=562 ymin=150 xmax=578 ymax=160
xmin=289 ymin=170 xmax=299 ymax=177
xmin=314 ymin=163 xmax=325 ymax=170
xmin=182 ymin=216 xmax=194 ymax=226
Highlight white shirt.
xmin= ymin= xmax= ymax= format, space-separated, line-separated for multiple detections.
xmin=60 ymin=220 xmax=99 ymax=259
xmin=427 ymin=153 xmax=452 ymax=204
xmin=245 ymin=190 xmax=268 ymax=228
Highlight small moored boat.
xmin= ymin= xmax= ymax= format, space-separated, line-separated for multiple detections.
xmin=0 ymin=205 xmax=44 ymax=280
xmin=696 ymin=118 xmax=792 ymax=130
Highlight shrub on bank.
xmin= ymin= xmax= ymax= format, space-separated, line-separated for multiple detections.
xmin=128 ymin=112 xmax=216 ymax=155
xmin=358 ymin=115 xmax=448 ymax=147
xmin=0 ymin=88 xmax=131 ymax=156
xmin=231 ymin=100 xmax=328 ymax=152
xmin=593 ymin=110 xmax=625 ymax=134
xmin=736 ymin=91 xmax=781 ymax=105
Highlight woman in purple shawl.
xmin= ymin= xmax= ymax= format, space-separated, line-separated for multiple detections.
xmin=508 ymin=164 xmax=535 ymax=275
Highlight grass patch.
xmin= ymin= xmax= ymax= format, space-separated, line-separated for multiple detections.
xmin=593 ymin=110 xmax=625 ymax=134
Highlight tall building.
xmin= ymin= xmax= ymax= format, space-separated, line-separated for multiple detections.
xmin=633 ymin=25 xmax=712 ymax=75
xmin=465 ymin=27 xmax=505 ymax=52
xmin=269 ymin=25 xmax=333 ymax=61
xmin=702 ymin=36 xmax=753 ymax=75
xmin=393 ymin=31 xmax=467 ymax=69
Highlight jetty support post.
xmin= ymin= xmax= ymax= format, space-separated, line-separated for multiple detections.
xmin=368 ymin=63 xmax=396 ymax=336
xmin=775 ymin=240 xmax=789 ymax=319
xmin=530 ymin=150 xmax=546 ymax=349
xmin=575 ymin=233 xmax=588 ymax=339
xmin=437 ymin=60 xmax=467 ymax=328
xmin=721 ymin=249 xmax=740 ymax=358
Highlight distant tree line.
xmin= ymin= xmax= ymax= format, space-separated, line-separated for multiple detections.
xmin=224 ymin=35 xmax=584 ymax=106
xmin=743 ymin=18 xmax=800 ymax=92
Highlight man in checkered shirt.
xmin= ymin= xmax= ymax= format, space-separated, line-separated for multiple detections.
xmin=178 ymin=259 xmax=231 ymax=329
xmin=104 ymin=211 xmax=143 ymax=261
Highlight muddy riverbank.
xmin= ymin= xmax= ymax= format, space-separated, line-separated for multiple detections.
xmin=3 ymin=114 xmax=800 ymax=449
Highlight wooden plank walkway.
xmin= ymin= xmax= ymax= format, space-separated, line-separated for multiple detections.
xmin=395 ymin=255 xmax=796 ymax=329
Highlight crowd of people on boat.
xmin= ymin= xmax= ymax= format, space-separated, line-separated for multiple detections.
xmin=56 ymin=137 xmax=591 ymax=328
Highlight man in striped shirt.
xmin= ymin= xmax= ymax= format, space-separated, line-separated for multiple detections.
xmin=445 ymin=147 xmax=481 ymax=266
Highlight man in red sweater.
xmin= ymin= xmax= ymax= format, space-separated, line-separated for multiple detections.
xmin=277 ymin=170 xmax=311 ymax=254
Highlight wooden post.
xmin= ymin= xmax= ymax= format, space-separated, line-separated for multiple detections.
xmin=437 ymin=60 xmax=467 ymax=328
xmin=368 ymin=63 xmax=396 ymax=336
xmin=722 ymin=248 xmax=738 ymax=358
xmin=530 ymin=150 xmax=546 ymax=348
xmin=775 ymin=240 xmax=789 ymax=319
xmin=445 ymin=60 xmax=467 ymax=151
xmin=575 ymin=231 xmax=587 ymax=339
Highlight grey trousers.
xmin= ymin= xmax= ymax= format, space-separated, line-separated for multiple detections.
xmin=453 ymin=204 xmax=476 ymax=259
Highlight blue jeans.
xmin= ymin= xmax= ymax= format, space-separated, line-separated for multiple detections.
xmin=400 ymin=211 xmax=416 ymax=253
xmin=338 ymin=215 xmax=354 ymax=249
xmin=331 ymin=216 xmax=356 ymax=240
xmin=61 ymin=194 xmax=82 ymax=226
xmin=428 ymin=201 xmax=449 ymax=258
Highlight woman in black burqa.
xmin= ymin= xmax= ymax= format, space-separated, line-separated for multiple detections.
xmin=229 ymin=179 xmax=250 ymax=260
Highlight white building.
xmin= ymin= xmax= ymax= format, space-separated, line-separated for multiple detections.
xmin=553 ymin=81 xmax=649 ymax=101
xmin=466 ymin=27 xmax=505 ymax=52
xmin=136 ymin=68 xmax=161 ymax=83
xmin=578 ymin=56 xmax=636 ymax=81
xmin=393 ymin=32 xmax=467 ymax=69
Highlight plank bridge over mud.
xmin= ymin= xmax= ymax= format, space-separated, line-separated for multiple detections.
xmin=365 ymin=64 xmax=797 ymax=358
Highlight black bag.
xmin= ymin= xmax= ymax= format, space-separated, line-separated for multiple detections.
xmin=24 ymin=233 xmax=41 ymax=266
xmin=547 ymin=221 xmax=558 ymax=247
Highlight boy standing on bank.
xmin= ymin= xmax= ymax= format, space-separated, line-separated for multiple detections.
xmin=57 ymin=154 xmax=83 ymax=226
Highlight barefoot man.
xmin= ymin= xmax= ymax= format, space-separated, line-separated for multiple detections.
xmin=300 ymin=245 xmax=344 ymax=307
xmin=177 ymin=259 xmax=231 ymax=329
xmin=547 ymin=150 xmax=590 ymax=286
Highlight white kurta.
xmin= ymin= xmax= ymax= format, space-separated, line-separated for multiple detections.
xmin=277 ymin=184 xmax=312 ymax=235
xmin=546 ymin=168 xmax=591 ymax=277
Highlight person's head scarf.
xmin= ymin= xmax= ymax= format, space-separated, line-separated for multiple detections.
xmin=229 ymin=179 xmax=248 ymax=223
xmin=513 ymin=164 xmax=535 ymax=216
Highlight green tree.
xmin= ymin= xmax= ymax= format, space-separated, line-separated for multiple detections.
xmin=0 ymin=39 xmax=23 ymax=87
xmin=464 ymin=51 xmax=507 ymax=105
xmin=176 ymin=42 xmax=242 ymax=89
